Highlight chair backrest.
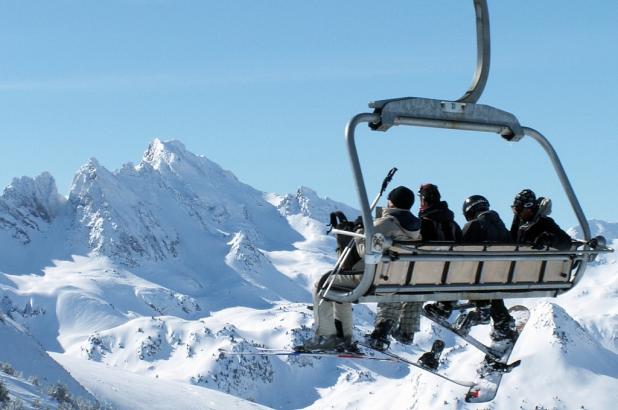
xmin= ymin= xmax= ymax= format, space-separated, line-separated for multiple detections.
xmin=373 ymin=243 xmax=574 ymax=290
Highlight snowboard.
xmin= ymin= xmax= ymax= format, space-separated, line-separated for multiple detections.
xmin=422 ymin=304 xmax=504 ymax=361
xmin=465 ymin=305 xmax=530 ymax=403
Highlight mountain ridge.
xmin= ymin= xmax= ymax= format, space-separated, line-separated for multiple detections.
xmin=0 ymin=139 xmax=616 ymax=409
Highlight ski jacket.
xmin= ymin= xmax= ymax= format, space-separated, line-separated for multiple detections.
xmin=462 ymin=210 xmax=511 ymax=244
xmin=513 ymin=216 xmax=572 ymax=250
xmin=356 ymin=207 xmax=421 ymax=257
xmin=419 ymin=201 xmax=463 ymax=242
xmin=510 ymin=198 xmax=572 ymax=250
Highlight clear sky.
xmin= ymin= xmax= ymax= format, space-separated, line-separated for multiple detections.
xmin=1 ymin=0 xmax=616 ymax=229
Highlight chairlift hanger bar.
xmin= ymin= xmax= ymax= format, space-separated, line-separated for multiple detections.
xmin=458 ymin=0 xmax=491 ymax=103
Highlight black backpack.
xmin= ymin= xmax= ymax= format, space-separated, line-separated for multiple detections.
xmin=328 ymin=211 xmax=362 ymax=270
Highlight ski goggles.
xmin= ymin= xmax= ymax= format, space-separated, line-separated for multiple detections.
xmin=511 ymin=201 xmax=535 ymax=213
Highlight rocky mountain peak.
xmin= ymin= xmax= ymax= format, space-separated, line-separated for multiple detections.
xmin=2 ymin=172 xmax=66 ymax=223
xmin=276 ymin=186 xmax=358 ymax=224
xmin=142 ymin=138 xmax=189 ymax=170
xmin=529 ymin=302 xmax=598 ymax=355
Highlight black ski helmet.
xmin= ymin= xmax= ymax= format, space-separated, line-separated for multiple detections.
xmin=462 ymin=195 xmax=490 ymax=221
xmin=512 ymin=189 xmax=537 ymax=211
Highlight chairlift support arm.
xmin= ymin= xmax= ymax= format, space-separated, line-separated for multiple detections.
xmin=458 ymin=0 xmax=491 ymax=103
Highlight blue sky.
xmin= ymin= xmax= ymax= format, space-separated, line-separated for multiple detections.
xmin=1 ymin=0 xmax=616 ymax=229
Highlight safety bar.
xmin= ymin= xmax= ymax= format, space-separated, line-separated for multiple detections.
xmin=322 ymin=103 xmax=599 ymax=303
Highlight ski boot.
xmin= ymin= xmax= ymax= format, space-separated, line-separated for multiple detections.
xmin=417 ymin=339 xmax=445 ymax=370
xmin=366 ymin=319 xmax=394 ymax=351
xmin=488 ymin=316 xmax=517 ymax=354
xmin=453 ymin=306 xmax=491 ymax=336
xmin=423 ymin=302 xmax=453 ymax=320
xmin=296 ymin=335 xmax=356 ymax=353
xmin=392 ymin=326 xmax=414 ymax=345
xmin=490 ymin=317 xmax=517 ymax=342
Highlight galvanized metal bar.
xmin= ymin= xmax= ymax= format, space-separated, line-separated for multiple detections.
xmin=522 ymin=126 xmax=592 ymax=289
xmin=329 ymin=228 xmax=365 ymax=239
xmin=390 ymin=249 xmax=608 ymax=257
xmin=457 ymin=0 xmax=491 ymax=103
xmin=523 ymin=127 xmax=591 ymax=241
xmin=359 ymin=290 xmax=561 ymax=303
xmin=388 ymin=247 xmax=606 ymax=256
xmin=386 ymin=254 xmax=573 ymax=262
xmin=375 ymin=282 xmax=572 ymax=293
xmin=394 ymin=116 xmax=509 ymax=134
xmin=322 ymin=113 xmax=381 ymax=303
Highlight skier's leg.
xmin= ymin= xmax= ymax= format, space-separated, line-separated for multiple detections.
xmin=489 ymin=299 xmax=516 ymax=342
xmin=489 ymin=299 xmax=510 ymax=323
xmin=312 ymin=277 xmax=338 ymax=337
xmin=394 ymin=301 xmax=422 ymax=343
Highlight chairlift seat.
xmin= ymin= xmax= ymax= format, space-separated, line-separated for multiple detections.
xmin=326 ymin=241 xmax=586 ymax=304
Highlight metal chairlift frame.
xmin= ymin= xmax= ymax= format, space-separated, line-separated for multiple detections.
xmin=322 ymin=0 xmax=612 ymax=304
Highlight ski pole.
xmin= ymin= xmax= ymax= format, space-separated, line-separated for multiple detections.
xmin=329 ymin=167 xmax=397 ymax=274
xmin=319 ymin=167 xmax=398 ymax=300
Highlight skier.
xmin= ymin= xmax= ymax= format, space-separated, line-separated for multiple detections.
xmin=365 ymin=186 xmax=424 ymax=350
xmin=418 ymin=183 xmax=462 ymax=242
xmin=510 ymin=189 xmax=572 ymax=250
xmin=425 ymin=195 xmax=517 ymax=343
xmin=414 ymin=183 xmax=462 ymax=369
xmin=382 ymin=184 xmax=461 ymax=350
xmin=300 ymin=186 xmax=421 ymax=352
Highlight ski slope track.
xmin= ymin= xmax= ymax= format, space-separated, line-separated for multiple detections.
xmin=0 ymin=138 xmax=616 ymax=409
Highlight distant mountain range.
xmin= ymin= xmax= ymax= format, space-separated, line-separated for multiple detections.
xmin=1 ymin=139 xmax=616 ymax=409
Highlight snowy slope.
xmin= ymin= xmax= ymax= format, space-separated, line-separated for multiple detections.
xmin=50 ymin=353 xmax=270 ymax=410
xmin=1 ymin=139 xmax=617 ymax=409
xmin=0 ymin=311 xmax=94 ymax=405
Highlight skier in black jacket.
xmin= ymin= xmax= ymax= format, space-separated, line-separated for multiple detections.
xmin=510 ymin=189 xmax=572 ymax=250
xmin=459 ymin=195 xmax=516 ymax=340
xmin=418 ymin=183 xmax=463 ymax=242
xmin=461 ymin=196 xmax=511 ymax=243
xmin=425 ymin=195 xmax=517 ymax=342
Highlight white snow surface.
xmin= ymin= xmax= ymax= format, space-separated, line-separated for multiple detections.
xmin=1 ymin=138 xmax=617 ymax=409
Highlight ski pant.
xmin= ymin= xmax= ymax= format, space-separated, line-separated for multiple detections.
xmin=441 ymin=299 xmax=511 ymax=323
xmin=312 ymin=271 xmax=360 ymax=338
xmin=474 ymin=299 xmax=510 ymax=323
xmin=375 ymin=302 xmax=422 ymax=334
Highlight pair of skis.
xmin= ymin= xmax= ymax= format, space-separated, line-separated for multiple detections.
xmin=219 ymin=305 xmax=530 ymax=403
xmin=219 ymin=342 xmax=474 ymax=388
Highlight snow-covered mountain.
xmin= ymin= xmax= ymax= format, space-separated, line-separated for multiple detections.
xmin=1 ymin=139 xmax=617 ymax=409
xmin=568 ymin=219 xmax=618 ymax=242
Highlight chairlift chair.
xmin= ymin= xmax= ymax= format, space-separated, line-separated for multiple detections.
xmin=321 ymin=0 xmax=613 ymax=305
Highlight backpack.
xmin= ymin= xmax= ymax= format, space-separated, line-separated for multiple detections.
xmin=328 ymin=211 xmax=362 ymax=270
xmin=422 ymin=217 xmax=460 ymax=242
